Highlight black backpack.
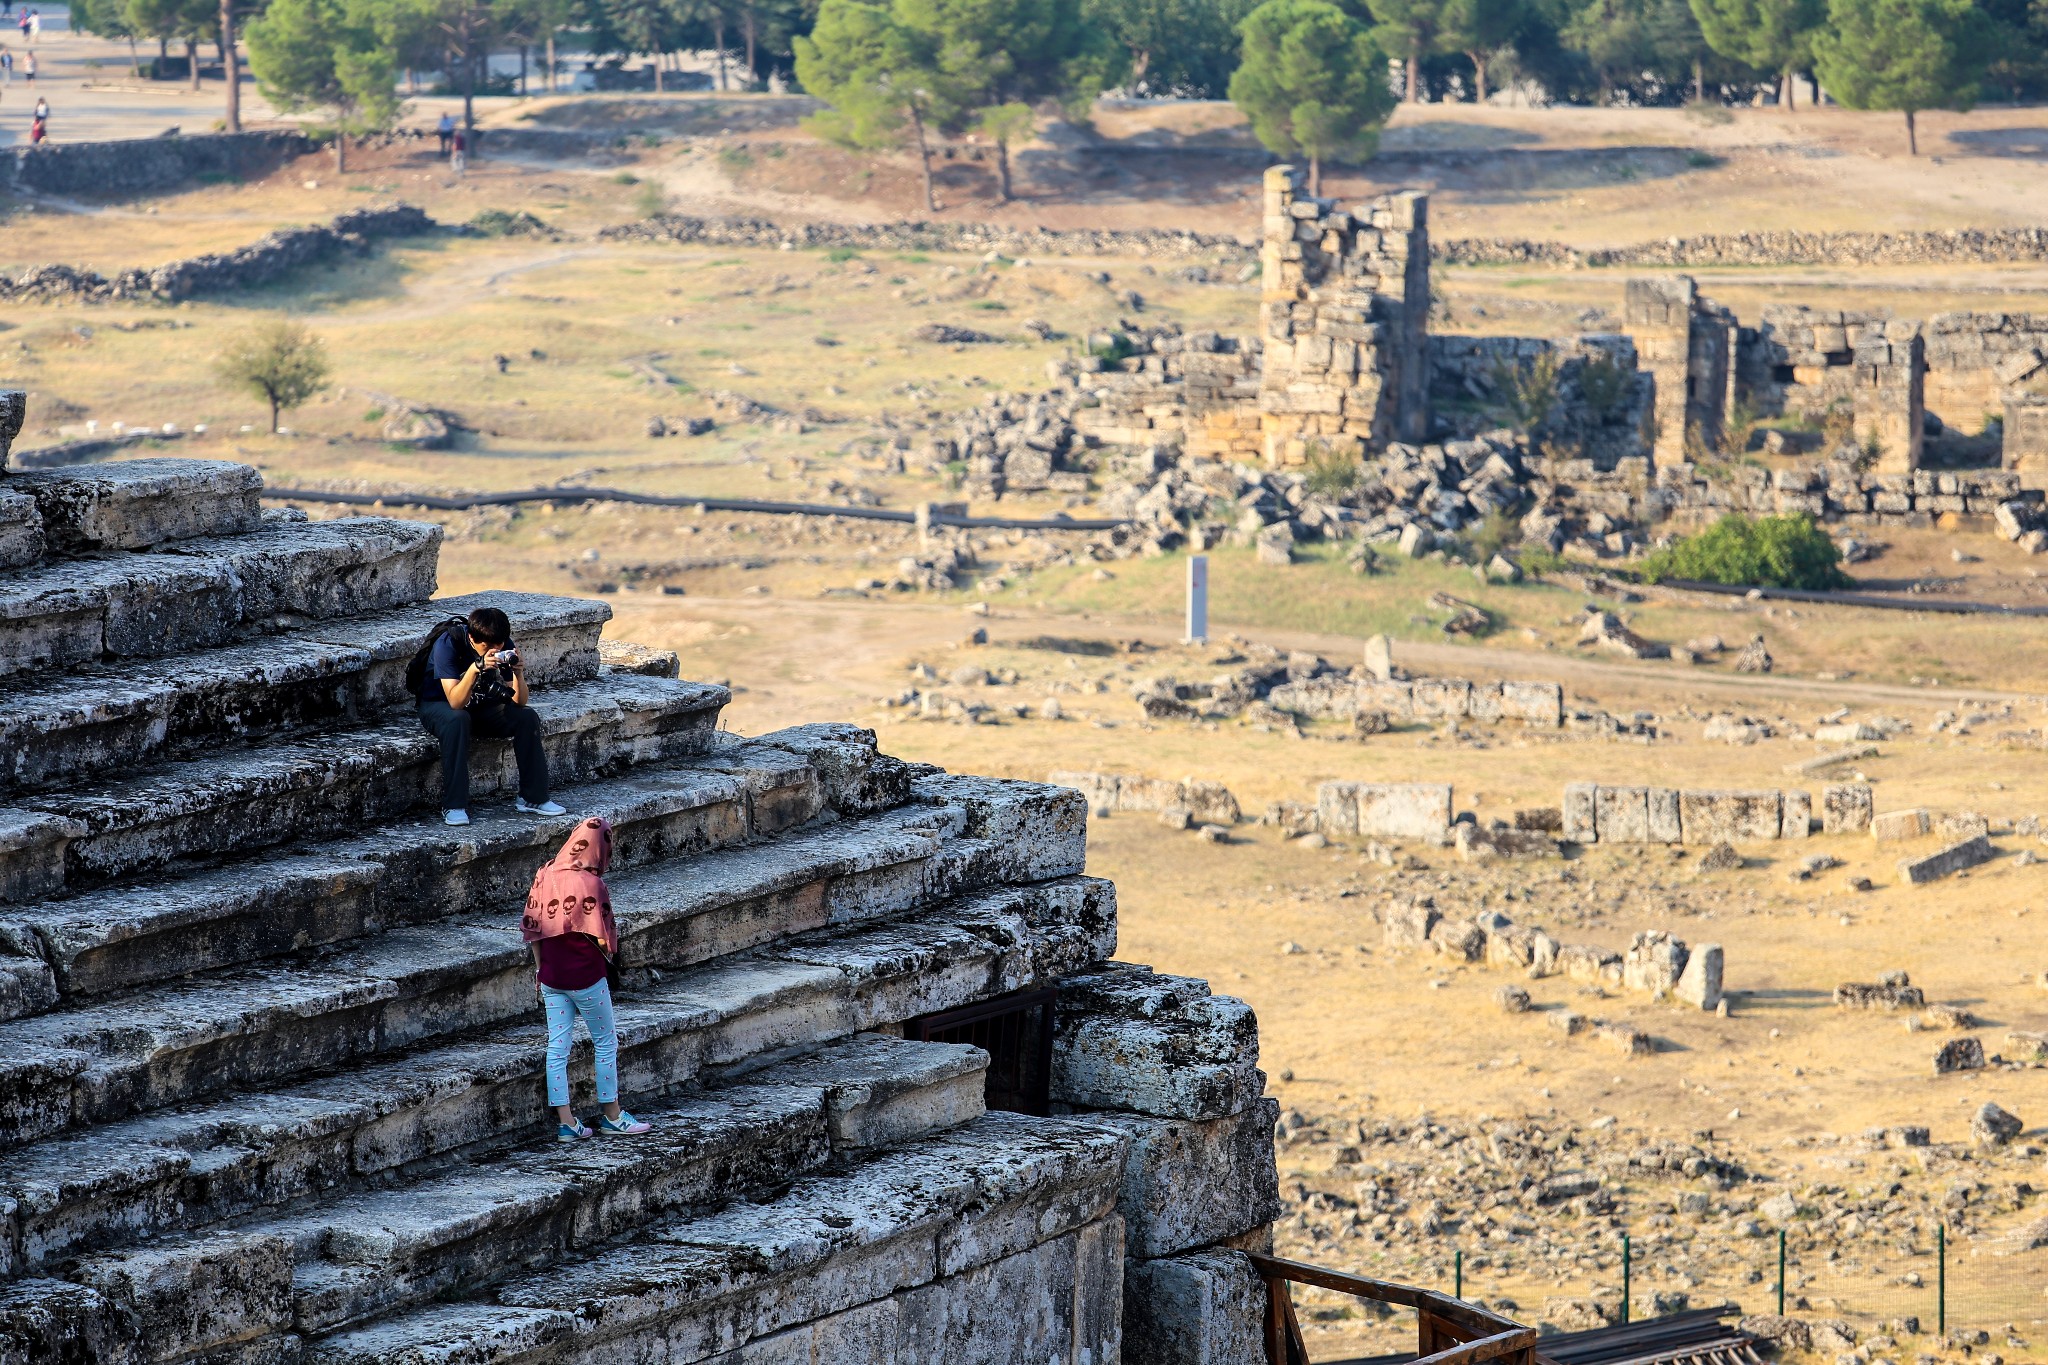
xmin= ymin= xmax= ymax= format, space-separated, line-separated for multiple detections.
xmin=405 ymin=618 xmax=473 ymax=700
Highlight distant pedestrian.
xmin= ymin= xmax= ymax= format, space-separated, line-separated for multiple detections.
xmin=23 ymin=51 xmax=33 ymax=84
xmin=15 ymin=13 xmax=26 ymax=43
xmin=436 ymin=111 xmax=453 ymax=156
xmin=33 ymin=94 xmax=46 ymax=121
xmin=1 ymin=48 xmax=12 ymax=84
xmin=450 ymin=126 xmax=466 ymax=175
xmin=29 ymin=113 xmax=43 ymax=142
xmin=26 ymin=10 xmax=38 ymax=43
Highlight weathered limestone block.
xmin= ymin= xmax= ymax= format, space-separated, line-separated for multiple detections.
xmin=598 ymin=639 xmax=681 ymax=678
xmin=1181 ymin=781 xmax=1242 ymax=826
xmin=1053 ymin=964 xmax=1263 ymax=1122
xmin=1647 ymin=788 xmax=1681 ymax=843
xmin=1410 ymin=679 xmax=1471 ymax=719
xmin=0 ymin=1279 xmax=139 ymax=1365
xmin=1898 ymin=834 xmax=1994 ymax=884
xmin=9 ymin=460 xmax=264 ymax=555
xmin=0 ymin=491 xmax=44 ymax=570
xmin=1051 ymin=770 xmax=1121 ymax=812
xmin=1624 ymin=931 xmax=1689 ymax=996
xmin=1563 ymin=783 xmax=1598 ymax=843
xmin=1428 ymin=917 xmax=1486 ymax=961
xmin=1316 ymin=781 xmax=1361 ymax=836
xmin=775 ymin=723 xmax=915 ymax=815
xmin=1675 ymin=943 xmax=1724 ymax=1010
xmin=1871 ymin=808 xmax=1931 ymax=841
xmin=1823 ymin=784 xmax=1875 ymax=834
xmin=1357 ymin=681 xmax=1414 ymax=719
xmin=1559 ymin=944 xmax=1622 ymax=987
xmin=1679 ymin=790 xmax=1782 ymax=844
xmin=1086 ymin=1100 xmax=1283 ymax=1258
xmin=1353 ymin=783 xmax=1451 ymax=841
xmin=70 ymin=1230 xmax=294 ymax=1363
xmin=1454 ymin=824 xmax=1558 ymax=861
xmin=1595 ymin=786 xmax=1650 ymax=842
xmin=1383 ymin=901 xmax=1440 ymax=948
xmin=1124 ymin=1249 xmax=1265 ymax=1365
xmin=1781 ymin=789 xmax=1812 ymax=839
xmin=0 ymin=949 xmax=59 ymax=1022
xmin=1500 ymin=680 xmax=1564 ymax=726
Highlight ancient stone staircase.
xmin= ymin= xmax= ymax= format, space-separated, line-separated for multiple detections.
xmin=0 ymin=448 xmax=1280 ymax=1365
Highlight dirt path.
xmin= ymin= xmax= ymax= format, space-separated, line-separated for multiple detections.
xmin=328 ymin=244 xmax=628 ymax=326
xmin=636 ymin=594 xmax=2032 ymax=716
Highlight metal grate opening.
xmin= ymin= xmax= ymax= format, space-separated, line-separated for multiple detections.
xmin=906 ymin=987 xmax=1057 ymax=1117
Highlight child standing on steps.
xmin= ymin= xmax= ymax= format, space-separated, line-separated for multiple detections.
xmin=522 ymin=817 xmax=652 ymax=1141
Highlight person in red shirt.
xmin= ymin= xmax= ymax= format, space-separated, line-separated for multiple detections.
xmin=521 ymin=817 xmax=651 ymax=1140
xmin=28 ymin=114 xmax=43 ymax=143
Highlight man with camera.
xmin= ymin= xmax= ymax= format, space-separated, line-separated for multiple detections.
xmin=413 ymin=606 xmax=567 ymax=827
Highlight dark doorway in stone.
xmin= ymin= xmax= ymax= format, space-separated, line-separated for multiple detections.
xmin=908 ymin=987 xmax=1057 ymax=1116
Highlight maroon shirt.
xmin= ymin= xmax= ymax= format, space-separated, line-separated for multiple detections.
xmin=536 ymin=932 xmax=608 ymax=991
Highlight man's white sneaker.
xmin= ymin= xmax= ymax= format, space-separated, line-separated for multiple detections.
xmin=443 ymin=809 xmax=471 ymax=826
xmin=516 ymin=799 xmax=567 ymax=816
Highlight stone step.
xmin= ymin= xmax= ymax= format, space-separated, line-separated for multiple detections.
xmin=0 ymin=513 xmax=441 ymax=680
xmin=0 ymin=739 xmax=820 ymax=1005
xmin=0 ymin=589 xmax=610 ymax=795
xmin=59 ymin=1035 xmax=989 ymax=1357
xmin=0 ymin=774 xmax=1086 ymax=1143
xmin=0 ymin=459 xmax=265 ymax=568
xmin=0 ymin=671 xmax=729 ymax=900
xmin=307 ymin=1112 xmax=1128 ymax=1365
xmin=0 ymin=875 xmax=1115 ymax=1272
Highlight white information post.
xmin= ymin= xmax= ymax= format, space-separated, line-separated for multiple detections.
xmin=1186 ymin=554 xmax=1209 ymax=644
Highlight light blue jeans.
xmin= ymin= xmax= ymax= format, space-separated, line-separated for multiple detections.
xmin=542 ymin=979 xmax=618 ymax=1109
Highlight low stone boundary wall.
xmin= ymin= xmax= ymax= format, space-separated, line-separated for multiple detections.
xmin=1049 ymin=770 xmax=1242 ymax=826
xmin=1269 ymin=676 xmax=1564 ymax=727
xmin=2 ymin=204 xmax=438 ymax=303
xmin=1437 ymin=226 xmax=2048 ymax=270
xmin=1562 ymin=782 xmax=1874 ymax=843
xmin=602 ymin=214 xmax=1251 ymax=262
xmin=0 ymin=129 xmax=309 ymax=197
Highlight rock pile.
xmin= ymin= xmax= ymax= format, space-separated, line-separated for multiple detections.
xmin=602 ymin=213 xmax=1255 ymax=262
xmin=1437 ymin=225 xmax=2048 ymax=270
xmin=0 ymin=204 xmax=437 ymax=303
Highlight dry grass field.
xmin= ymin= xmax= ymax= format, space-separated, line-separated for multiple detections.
xmin=7 ymin=90 xmax=2048 ymax=1356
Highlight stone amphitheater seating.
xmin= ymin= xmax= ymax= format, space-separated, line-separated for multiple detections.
xmin=0 ymin=449 xmax=1277 ymax=1364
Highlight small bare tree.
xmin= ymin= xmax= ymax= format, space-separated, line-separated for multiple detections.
xmin=214 ymin=318 xmax=330 ymax=433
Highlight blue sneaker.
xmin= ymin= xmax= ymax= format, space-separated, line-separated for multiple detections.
xmin=556 ymin=1119 xmax=592 ymax=1143
xmin=598 ymin=1111 xmax=651 ymax=1136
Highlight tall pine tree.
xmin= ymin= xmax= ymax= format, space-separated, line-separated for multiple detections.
xmin=1812 ymin=0 xmax=1991 ymax=153
xmin=1229 ymin=0 xmax=1397 ymax=191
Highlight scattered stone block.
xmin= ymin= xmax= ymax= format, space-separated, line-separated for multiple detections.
xmin=1823 ymin=784 xmax=1875 ymax=835
xmin=1348 ymin=783 xmax=1452 ymax=842
xmin=1781 ymin=789 xmax=1812 ymax=839
xmin=1933 ymin=1037 xmax=1986 ymax=1074
xmin=1675 ymin=943 xmax=1724 ymax=1011
xmin=1594 ymin=786 xmax=1651 ymax=843
xmin=1698 ymin=843 xmax=1744 ymax=872
xmin=1921 ymin=1004 xmax=1977 ymax=1030
xmin=1835 ymin=980 xmax=1925 ymax=1010
xmin=1788 ymin=746 xmax=1879 ymax=777
xmin=1647 ymin=788 xmax=1681 ymax=843
xmin=1383 ymin=901 xmax=1441 ymax=949
xmin=1624 ymin=931 xmax=1689 ymax=996
xmin=1197 ymin=824 xmax=1229 ymax=843
xmin=1680 ymin=790 xmax=1781 ymax=844
xmin=1563 ymin=783 xmax=1597 ymax=843
xmin=1548 ymin=1009 xmax=1587 ymax=1036
xmin=1495 ymin=985 xmax=1532 ymax=1013
xmin=1898 ymin=834 xmax=1993 ymax=884
xmin=1455 ymin=824 xmax=1558 ymax=861
xmin=1597 ymin=1022 xmax=1651 ymax=1055
xmin=1159 ymin=806 xmax=1193 ymax=831
xmin=1872 ymin=808 xmax=1931 ymax=841
xmin=1361 ymin=634 xmax=1394 ymax=682
xmin=1428 ymin=917 xmax=1486 ymax=962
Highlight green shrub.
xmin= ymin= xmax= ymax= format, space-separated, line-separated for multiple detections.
xmin=1303 ymin=441 xmax=1361 ymax=498
xmin=1640 ymin=514 xmax=1850 ymax=590
xmin=1577 ymin=353 xmax=1631 ymax=421
xmin=1516 ymin=544 xmax=1570 ymax=577
xmin=825 ymin=246 xmax=861 ymax=263
xmin=610 ymin=171 xmax=640 ymax=185
xmin=1463 ymin=509 xmax=1522 ymax=563
xmin=1489 ymin=351 xmax=1563 ymax=432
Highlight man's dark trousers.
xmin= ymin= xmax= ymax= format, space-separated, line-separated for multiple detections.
xmin=418 ymin=699 xmax=549 ymax=809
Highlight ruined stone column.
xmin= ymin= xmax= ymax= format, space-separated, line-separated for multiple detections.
xmin=1256 ymin=167 xmax=1432 ymax=465
xmin=1856 ymin=330 xmax=1924 ymax=473
xmin=1625 ymin=277 xmax=1731 ymax=465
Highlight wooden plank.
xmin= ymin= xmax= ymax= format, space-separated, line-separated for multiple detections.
xmin=1415 ymin=1327 xmax=1542 ymax=1365
xmin=1243 ymin=1253 xmax=1425 ymax=1308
